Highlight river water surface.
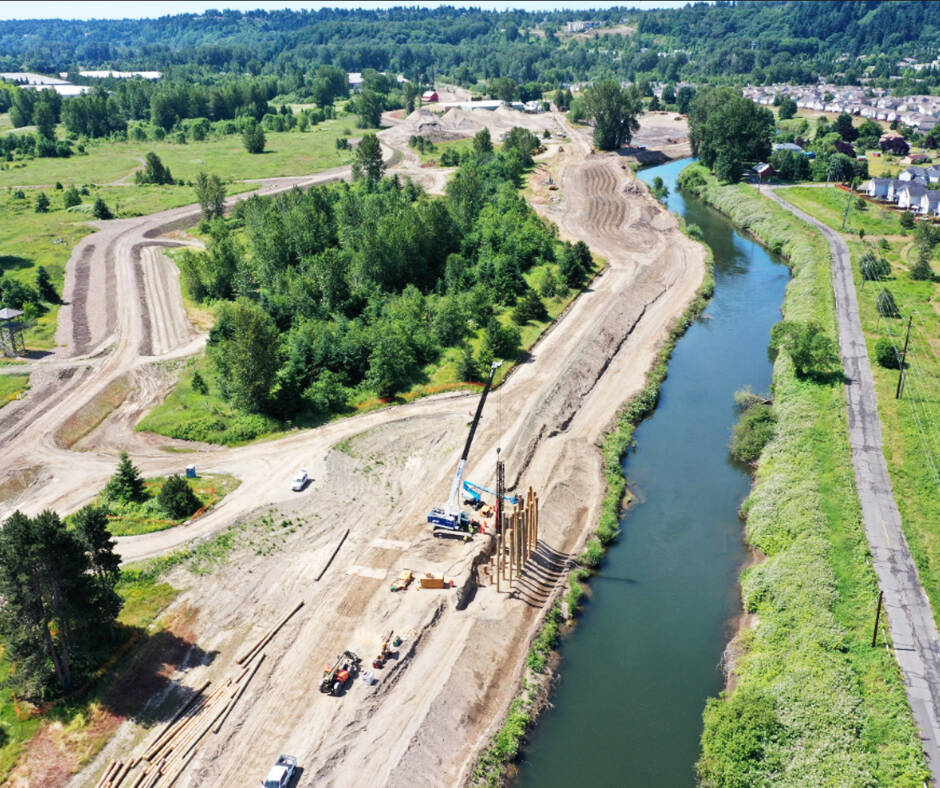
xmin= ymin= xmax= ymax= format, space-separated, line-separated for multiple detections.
xmin=517 ymin=158 xmax=790 ymax=786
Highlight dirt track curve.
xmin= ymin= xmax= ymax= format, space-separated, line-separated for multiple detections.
xmin=2 ymin=111 xmax=704 ymax=788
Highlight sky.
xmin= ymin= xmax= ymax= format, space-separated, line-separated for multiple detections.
xmin=1 ymin=1 xmax=698 ymax=21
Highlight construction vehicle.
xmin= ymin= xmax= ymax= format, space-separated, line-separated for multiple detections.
xmin=320 ymin=650 xmax=361 ymax=696
xmin=428 ymin=360 xmax=502 ymax=537
xmin=262 ymin=755 xmax=297 ymax=788
xmin=373 ymin=630 xmax=396 ymax=669
xmin=462 ymin=480 xmax=519 ymax=509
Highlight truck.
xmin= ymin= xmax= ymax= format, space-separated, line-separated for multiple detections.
xmin=428 ymin=360 xmax=502 ymax=537
xmin=261 ymin=755 xmax=297 ymax=788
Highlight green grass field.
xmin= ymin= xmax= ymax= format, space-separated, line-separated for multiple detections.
xmin=100 ymin=472 xmax=241 ymax=537
xmin=0 ymin=374 xmax=29 ymax=407
xmin=681 ymin=166 xmax=927 ymax=785
xmin=0 ymin=119 xmax=354 ymax=188
xmin=775 ymin=185 xmax=905 ymax=237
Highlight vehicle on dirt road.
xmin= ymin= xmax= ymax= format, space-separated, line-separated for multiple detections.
xmin=262 ymin=755 xmax=297 ymax=788
xmin=290 ymin=469 xmax=308 ymax=491
xmin=320 ymin=650 xmax=361 ymax=695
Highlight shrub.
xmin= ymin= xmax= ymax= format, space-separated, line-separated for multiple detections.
xmin=93 ymin=197 xmax=113 ymax=220
xmin=510 ymin=287 xmax=548 ymax=324
xmin=875 ymin=288 xmax=900 ymax=318
xmin=580 ymin=538 xmax=604 ymax=567
xmin=135 ymin=152 xmax=174 ymax=185
xmin=191 ymin=371 xmax=208 ymax=395
xmin=685 ymin=222 xmax=704 ymax=240
xmin=242 ymin=121 xmax=266 ymax=154
xmin=731 ymin=402 xmax=776 ymax=464
xmin=157 ymin=474 xmax=202 ymax=519
xmin=859 ymin=251 xmax=890 ymax=281
xmin=874 ymin=336 xmax=901 ymax=369
xmin=769 ymin=320 xmax=840 ymax=379
xmin=34 ymin=192 xmax=49 ymax=213
xmin=900 ymin=210 xmax=915 ymax=229
xmin=63 ymin=185 xmax=81 ymax=209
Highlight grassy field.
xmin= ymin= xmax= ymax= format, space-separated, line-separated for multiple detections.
xmin=681 ymin=165 xmax=927 ymax=785
xmin=100 ymin=472 xmax=241 ymax=537
xmin=0 ymin=118 xmax=354 ymax=188
xmin=0 ymin=374 xmax=29 ymax=407
xmin=775 ymin=185 xmax=905 ymax=237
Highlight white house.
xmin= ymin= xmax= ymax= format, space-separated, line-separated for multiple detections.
xmin=918 ymin=191 xmax=940 ymax=217
xmin=866 ymin=178 xmax=894 ymax=200
xmin=897 ymin=183 xmax=927 ymax=209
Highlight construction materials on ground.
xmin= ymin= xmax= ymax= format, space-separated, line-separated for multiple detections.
xmin=94 ymin=600 xmax=303 ymax=788
xmin=390 ymin=569 xmax=414 ymax=592
xmin=373 ymin=630 xmax=396 ymax=668
xmin=419 ymin=573 xmax=446 ymax=589
xmin=315 ymin=528 xmax=350 ymax=581
xmin=320 ymin=650 xmax=361 ymax=695
xmin=429 ymin=360 xmax=502 ymax=536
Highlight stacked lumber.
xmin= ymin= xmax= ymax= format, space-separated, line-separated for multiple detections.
xmin=94 ymin=600 xmax=304 ymax=788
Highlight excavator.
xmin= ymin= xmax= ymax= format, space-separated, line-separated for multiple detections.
xmin=320 ymin=650 xmax=361 ymax=696
xmin=428 ymin=360 xmax=502 ymax=538
xmin=462 ymin=480 xmax=519 ymax=509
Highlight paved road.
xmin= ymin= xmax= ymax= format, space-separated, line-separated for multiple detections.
xmin=768 ymin=187 xmax=940 ymax=783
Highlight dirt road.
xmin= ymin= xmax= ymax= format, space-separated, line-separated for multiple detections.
xmin=4 ymin=110 xmax=704 ymax=787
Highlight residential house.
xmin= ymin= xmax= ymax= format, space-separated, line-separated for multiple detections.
xmin=865 ymin=178 xmax=894 ymax=199
xmin=753 ymin=162 xmax=774 ymax=179
xmin=918 ymin=191 xmax=940 ymax=217
xmin=886 ymin=179 xmax=907 ymax=202
xmin=896 ymin=182 xmax=927 ymax=210
xmin=773 ymin=142 xmax=804 ymax=153
xmin=348 ymin=72 xmax=363 ymax=92
xmin=421 ymin=90 xmax=439 ymax=103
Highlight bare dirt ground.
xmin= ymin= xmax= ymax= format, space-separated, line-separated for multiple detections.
xmin=3 ymin=111 xmax=704 ymax=787
xmin=621 ymin=110 xmax=692 ymax=164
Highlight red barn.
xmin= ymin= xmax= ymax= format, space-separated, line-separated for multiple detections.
xmin=422 ymin=90 xmax=439 ymax=103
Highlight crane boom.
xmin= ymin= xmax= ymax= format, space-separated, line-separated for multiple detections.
xmin=428 ymin=360 xmax=502 ymax=532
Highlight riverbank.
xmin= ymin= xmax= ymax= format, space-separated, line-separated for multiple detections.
xmin=680 ymin=164 xmax=927 ymax=785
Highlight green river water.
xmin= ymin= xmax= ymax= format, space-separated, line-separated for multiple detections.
xmin=517 ymin=158 xmax=790 ymax=787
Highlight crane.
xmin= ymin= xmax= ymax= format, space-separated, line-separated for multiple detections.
xmin=462 ymin=480 xmax=519 ymax=507
xmin=428 ymin=360 xmax=502 ymax=536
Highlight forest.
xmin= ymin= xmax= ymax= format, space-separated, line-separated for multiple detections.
xmin=172 ymin=128 xmax=589 ymax=435
xmin=2 ymin=3 xmax=940 ymax=94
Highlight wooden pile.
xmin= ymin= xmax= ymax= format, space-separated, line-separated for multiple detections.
xmin=94 ymin=601 xmax=304 ymax=788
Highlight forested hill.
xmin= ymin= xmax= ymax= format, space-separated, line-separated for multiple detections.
xmin=2 ymin=2 xmax=940 ymax=89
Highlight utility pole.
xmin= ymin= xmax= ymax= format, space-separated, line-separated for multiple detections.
xmin=895 ymin=315 xmax=912 ymax=399
xmin=872 ymin=590 xmax=884 ymax=648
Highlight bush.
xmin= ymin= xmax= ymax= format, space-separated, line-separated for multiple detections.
xmin=242 ymin=121 xmax=266 ymax=154
xmin=685 ymin=222 xmax=704 ymax=240
xmin=510 ymin=287 xmax=548 ymax=324
xmin=191 ymin=371 xmax=208 ymax=395
xmin=63 ymin=185 xmax=81 ymax=209
xmin=580 ymin=538 xmax=604 ymax=568
xmin=875 ymin=288 xmax=900 ymax=318
xmin=157 ymin=474 xmax=202 ymax=519
xmin=769 ymin=320 xmax=840 ymax=379
xmin=34 ymin=192 xmax=49 ymax=213
xmin=93 ymin=197 xmax=113 ymax=220
xmin=874 ymin=336 xmax=901 ymax=369
xmin=730 ymin=402 xmax=776 ymax=464
xmin=900 ymin=210 xmax=915 ymax=229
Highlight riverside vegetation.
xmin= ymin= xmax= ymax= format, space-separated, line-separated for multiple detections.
xmin=679 ymin=163 xmax=927 ymax=785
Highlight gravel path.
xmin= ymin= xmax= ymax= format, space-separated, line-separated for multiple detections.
xmin=767 ymin=187 xmax=940 ymax=782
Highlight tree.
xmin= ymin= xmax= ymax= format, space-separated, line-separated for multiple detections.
xmin=352 ymin=89 xmax=384 ymax=129
xmin=456 ymin=344 xmax=480 ymax=382
xmin=207 ymin=300 xmax=280 ymax=412
xmin=910 ymin=244 xmax=935 ymax=280
xmin=0 ymin=510 xmax=114 ymax=696
xmin=876 ymin=288 xmax=900 ymax=318
xmin=511 ymin=286 xmax=547 ymax=324
xmin=242 ymin=120 xmax=266 ymax=154
xmin=900 ymin=210 xmax=916 ymax=230
xmin=312 ymin=65 xmax=348 ymax=109
xmin=63 ymin=185 xmax=81 ymax=209
xmin=770 ymin=320 xmax=840 ymax=379
xmin=874 ymin=337 xmax=901 ymax=369
xmin=157 ymin=475 xmax=202 ymax=519
xmin=35 ymin=266 xmax=59 ymax=304
xmin=560 ymin=242 xmax=588 ymax=288
xmin=33 ymin=101 xmax=56 ymax=139
xmin=834 ymin=112 xmax=859 ymax=142
xmin=367 ymin=332 xmax=414 ymax=398
xmin=689 ymin=87 xmax=774 ymax=183
xmin=777 ymin=96 xmax=797 ymax=120
xmin=482 ymin=316 xmax=520 ymax=359
xmin=93 ymin=197 xmax=113 ymax=220
xmin=472 ymin=128 xmax=493 ymax=157
xmin=582 ymin=80 xmax=642 ymax=151
xmin=34 ymin=192 xmax=50 ymax=213
xmin=353 ymin=133 xmax=385 ymax=182
xmin=859 ymin=251 xmax=890 ymax=281
xmin=72 ymin=505 xmax=122 ymax=641
xmin=192 ymin=370 xmax=209 ymax=395
xmin=135 ymin=152 xmax=173 ymax=185
xmin=105 ymin=451 xmax=148 ymax=504
xmin=503 ymin=126 xmax=540 ymax=165
xmin=769 ymin=149 xmax=810 ymax=181
xmin=676 ymin=85 xmax=696 ymax=115
xmin=194 ymin=171 xmax=226 ymax=221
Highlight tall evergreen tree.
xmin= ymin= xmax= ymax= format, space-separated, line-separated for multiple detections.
xmin=105 ymin=451 xmax=148 ymax=504
xmin=72 ymin=505 xmax=122 ymax=641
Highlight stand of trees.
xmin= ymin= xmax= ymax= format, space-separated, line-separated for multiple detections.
xmin=689 ymin=87 xmax=774 ymax=182
xmin=0 ymin=507 xmax=122 ymax=699
xmin=581 ymin=80 xmax=642 ymax=151
xmin=178 ymin=127 xmax=564 ymax=420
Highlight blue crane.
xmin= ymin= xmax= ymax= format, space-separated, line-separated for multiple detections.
xmin=462 ymin=480 xmax=518 ymax=507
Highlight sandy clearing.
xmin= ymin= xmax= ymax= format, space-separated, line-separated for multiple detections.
xmin=7 ymin=111 xmax=704 ymax=788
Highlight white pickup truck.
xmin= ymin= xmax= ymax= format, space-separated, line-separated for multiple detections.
xmin=262 ymin=755 xmax=297 ymax=788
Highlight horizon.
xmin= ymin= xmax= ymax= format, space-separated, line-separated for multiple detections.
xmin=0 ymin=1 xmax=697 ymax=21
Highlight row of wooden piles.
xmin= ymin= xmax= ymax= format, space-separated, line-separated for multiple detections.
xmin=94 ymin=601 xmax=304 ymax=788
xmin=483 ymin=487 xmax=539 ymax=592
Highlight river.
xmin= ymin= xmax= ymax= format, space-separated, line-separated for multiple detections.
xmin=516 ymin=158 xmax=790 ymax=787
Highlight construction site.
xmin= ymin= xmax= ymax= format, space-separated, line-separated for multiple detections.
xmin=0 ymin=102 xmax=703 ymax=787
